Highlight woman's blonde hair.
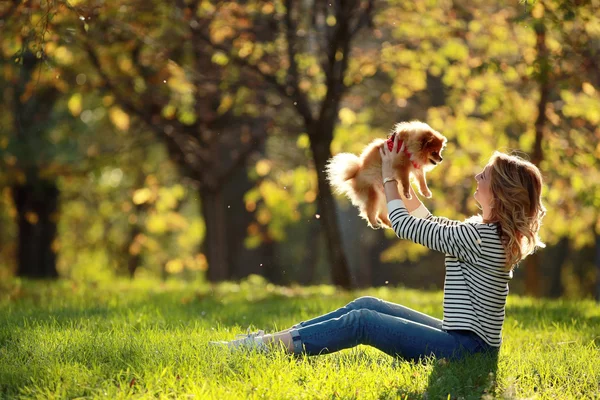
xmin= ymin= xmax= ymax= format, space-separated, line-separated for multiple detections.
xmin=486 ymin=151 xmax=546 ymax=270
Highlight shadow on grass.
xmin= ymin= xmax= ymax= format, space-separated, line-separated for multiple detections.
xmin=420 ymin=350 xmax=499 ymax=400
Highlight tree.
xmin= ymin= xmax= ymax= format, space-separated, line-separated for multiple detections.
xmin=69 ymin=0 xmax=275 ymax=281
xmin=200 ymin=0 xmax=376 ymax=288
xmin=0 ymin=2 xmax=69 ymax=278
xmin=523 ymin=2 xmax=551 ymax=297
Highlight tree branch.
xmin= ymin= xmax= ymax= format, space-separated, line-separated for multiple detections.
xmin=532 ymin=20 xmax=548 ymax=166
xmin=283 ymin=0 xmax=314 ymax=126
xmin=192 ymin=20 xmax=314 ymax=127
xmin=317 ymin=1 xmax=353 ymax=125
xmin=79 ymin=30 xmax=208 ymax=183
xmin=349 ymin=0 xmax=375 ymax=38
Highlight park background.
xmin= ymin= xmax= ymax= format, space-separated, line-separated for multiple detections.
xmin=2 ymin=1 xmax=600 ymax=399
xmin=1 ymin=0 xmax=599 ymax=297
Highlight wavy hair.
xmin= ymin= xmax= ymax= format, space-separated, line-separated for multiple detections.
xmin=485 ymin=152 xmax=547 ymax=270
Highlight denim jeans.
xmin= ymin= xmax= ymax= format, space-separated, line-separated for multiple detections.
xmin=288 ymin=296 xmax=497 ymax=361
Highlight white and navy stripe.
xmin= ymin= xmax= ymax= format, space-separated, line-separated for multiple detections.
xmin=388 ymin=200 xmax=511 ymax=347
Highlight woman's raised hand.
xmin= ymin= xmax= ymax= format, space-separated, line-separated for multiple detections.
xmin=379 ymin=135 xmax=405 ymax=179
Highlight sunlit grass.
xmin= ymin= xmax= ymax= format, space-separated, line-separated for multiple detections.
xmin=0 ymin=276 xmax=598 ymax=399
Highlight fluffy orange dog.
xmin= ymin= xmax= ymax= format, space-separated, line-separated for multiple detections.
xmin=326 ymin=121 xmax=447 ymax=229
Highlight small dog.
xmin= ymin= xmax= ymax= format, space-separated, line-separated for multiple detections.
xmin=326 ymin=121 xmax=447 ymax=229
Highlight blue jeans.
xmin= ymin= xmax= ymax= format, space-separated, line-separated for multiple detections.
xmin=288 ymin=296 xmax=497 ymax=361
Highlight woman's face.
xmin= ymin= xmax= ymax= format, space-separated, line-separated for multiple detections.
xmin=474 ymin=164 xmax=493 ymax=209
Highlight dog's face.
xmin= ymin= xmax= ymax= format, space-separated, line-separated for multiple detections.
xmin=418 ymin=130 xmax=447 ymax=167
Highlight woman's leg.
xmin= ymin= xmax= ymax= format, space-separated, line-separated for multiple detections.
xmin=264 ymin=308 xmax=475 ymax=361
xmin=292 ymin=296 xmax=442 ymax=330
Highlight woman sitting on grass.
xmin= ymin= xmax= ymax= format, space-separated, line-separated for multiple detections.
xmin=211 ymin=136 xmax=546 ymax=362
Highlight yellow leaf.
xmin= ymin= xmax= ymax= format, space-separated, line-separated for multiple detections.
xmin=238 ymin=41 xmax=254 ymax=58
xmin=211 ymin=51 xmax=229 ymax=66
xmin=246 ymin=201 xmax=256 ymax=212
xmin=186 ymin=254 xmax=207 ymax=271
xmin=304 ymin=190 xmax=316 ymax=203
xmin=582 ymin=82 xmax=596 ymax=96
xmin=109 ymin=107 xmax=130 ymax=131
xmin=256 ymin=159 xmax=272 ymax=177
xmin=68 ymin=93 xmax=82 ymax=117
xmin=102 ymin=95 xmax=114 ymax=107
xmin=532 ymin=3 xmax=544 ymax=19
xmin=166 ymin=212 xmax=188 ymax=230
xmin=339 ymin=108 xmax=357 ymax=125
xmin=218 ymin=95 xmax=234 ymax=114
xmin=118 ymin=57 xmax=133 ymax=72
xmin=133 ymin=188 xmax=152 ymax=205
xmin=178 ymin=110 xmax=197 ymax=125
xmin=257 ymin=208 xmax=272 ymax=224
xmin=262 ymin=3 xmax=274 ymax=14
xmin=165 ymin=259 xmax=184 ymax=274
xmin=162 ymin=104 xmax=176 ymax=119
xmin=360 ymin=63 xmax=377 ymax=77
xmin=54 ymin=46 xmax=74 ymax=64
xmin=147 ymin=214 xmax=168 ymax=233
xmin=297 ymin=134 xmax=310 ymax=149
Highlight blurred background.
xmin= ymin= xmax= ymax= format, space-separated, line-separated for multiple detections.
xmin=0 ymin=0 xmax=598 ymax=300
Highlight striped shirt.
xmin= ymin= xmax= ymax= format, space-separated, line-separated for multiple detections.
xmin=388 ymin=199 xmax=512 ymax=347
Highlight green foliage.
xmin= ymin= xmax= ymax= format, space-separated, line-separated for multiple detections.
xmin=0 ymin=278 xmax=598 ymax=398
xmin=0 ymin=0 xmax=598 ymax=294
xmin=56 ymin=147 xmax=205 ymax=281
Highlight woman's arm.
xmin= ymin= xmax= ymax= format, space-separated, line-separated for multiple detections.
xmin=387 ymin=201 xmax=482 ymax=263
xmin=380 ymin=136 xmax=482 ymax=262
xmin=385 ymin=182 xmax=462 ymax=225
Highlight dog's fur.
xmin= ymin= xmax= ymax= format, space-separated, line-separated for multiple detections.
xmin=326 ymin=121 xmax=447 ymax=229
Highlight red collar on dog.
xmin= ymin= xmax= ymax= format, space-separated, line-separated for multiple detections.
xmin=398 ymin=140 xmax=421 ymax=169
xmin=387 ymin=136 xmax=421 ymax=169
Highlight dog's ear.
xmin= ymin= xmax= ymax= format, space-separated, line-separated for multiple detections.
xmin=420 ymin=131 xmax=436 ymax=148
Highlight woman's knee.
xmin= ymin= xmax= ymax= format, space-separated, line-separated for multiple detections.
xmin=344 ymin=308 xmax=376 ymax=328
xmin=345 ymin=309 xmax=379 ymax=344
xmin=347 ymin=296 xmax=381 ymax=310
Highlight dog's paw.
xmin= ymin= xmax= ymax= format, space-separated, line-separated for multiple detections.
xmin=423 ymin=190 xmax=432 ymax=198
xmin=404 ymin=191 xmax=412 ymax=200
xmin=367 ymin=219 xmax=379 ymax=229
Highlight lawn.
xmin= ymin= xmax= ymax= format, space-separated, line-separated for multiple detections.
xmin=0 ymin=276 xmax=598 ymax=399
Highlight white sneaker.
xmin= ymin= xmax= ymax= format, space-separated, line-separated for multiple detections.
xmin=209 ymin=328 xmax=268 ymax=352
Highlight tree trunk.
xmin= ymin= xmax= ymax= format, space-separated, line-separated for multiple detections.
xmin=12 ymin=179 xmax=59 ymax=278
xmin=261 ymin=238 xmax=284 ymax=284
xmin=126 ymin=223 xmax=142 ymax=279
xmin=309 ymin=135 xmax=353 ymax=289
xmin=525 ymin=20 xmax=549 ymax=298
xmin=200 ymin=188 xmax=229 ymax=281
xmin=301 ymin=218 xmax=321 ymax=285
xmin=357 ymin=228 xmax=379 ymax=289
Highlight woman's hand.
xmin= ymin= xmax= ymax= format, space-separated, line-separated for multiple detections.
xmin=379 ymin=136 xmax=424 ymax=212
xmin=379 ymin=134 xmax=405 ymax=179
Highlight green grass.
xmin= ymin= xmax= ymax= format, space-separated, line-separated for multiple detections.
xmin=0 ymin=276 xmax=599 ymax=399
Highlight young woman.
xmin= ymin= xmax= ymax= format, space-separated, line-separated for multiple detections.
xmin=210 ymin=135 xmax=546 ymax=361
